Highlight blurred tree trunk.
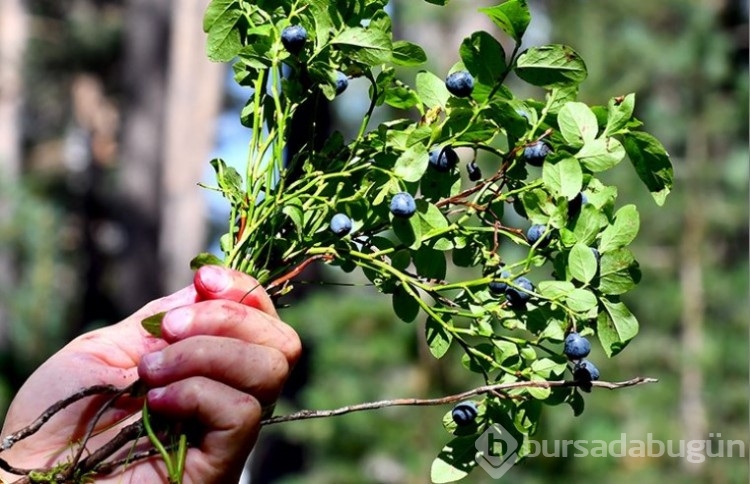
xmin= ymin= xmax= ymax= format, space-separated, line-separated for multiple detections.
xmin=679 ymin=49 xmax=709 ymax=477
xmin=159 ymin=0 xmax=223 ymax=292
xmin=0 ymin=0 xmax=28 ymax=348
xmin=115 ymin=0 xmax=171 ymax=313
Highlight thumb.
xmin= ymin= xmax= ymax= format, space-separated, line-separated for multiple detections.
xmin=193 ymin=265 xmax=278 ymax=318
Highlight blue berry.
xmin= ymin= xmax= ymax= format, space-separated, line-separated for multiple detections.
xmin=329 ymin=213 xmax=352 ymax=236
xmin=505 ymin=277 xmax=533 ymax=307
xmin=445 ymin=71 xmax=474 ymax=98
xmin=390 ymin=192 xmax=416 ymax=218
xmin=281 ymin=25 xmax=307 ymax=55
xmin=429 ymin=146 xmax=459 ymax=172
xmin=568 ymin=192 xmax=589 ymax=218
xmin=489 ymin=271 xmax=510 ymax=295
xmin=591 ymin=247 xmax=600 ymax=262
xmin=522 ymin=141 xmax=551 ymax=167
xmin=335 ymin=71 xmax=348 ymax=95
xmin=451 ymin=401 xmax=478 ymax=426
xmin=574 ymin=359 xmax=600 ymax=382
xmin=564 ymin=332 xmax=591 ymax=360
xmin=527 ymin=224 xmax=550 ymax=247
xmin=467 ymin=161 xmax=482 ymax=181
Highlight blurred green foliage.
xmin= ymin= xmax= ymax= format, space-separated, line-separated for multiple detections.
xmin=0 ymin=179 xmax=69 ymax=416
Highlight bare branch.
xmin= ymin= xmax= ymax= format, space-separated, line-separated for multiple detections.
xmin=261 ymin=377 xmax=658 ymax=426
xmin=1 ymin=385 xmax=127 ymax=451
xmin=77 ymin=420 xmax=145 ymax=475
xmin=63 ymin=385 xmax=133 ymax=479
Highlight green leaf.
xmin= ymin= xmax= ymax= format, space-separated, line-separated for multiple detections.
xmin=393 ymin=287 xmax=420 ymax=323
xmin=426 ymin=316 xmax=453 ymax=359
xmin=569 ymin=204 xmax=606 ymax=246
xmin=531 ymin=357 xmax=567 ymax=379
xmin=537 ymin=280 xmax=575 ymax=299
xmin=599 ymin=204 xmax=639 ymax=253
xmin=392 ymin=40 xmax=427 ymax=66
xmin=597 ymin=298 xmax=639 ymax=357
xmin=527 ymin=375 xmax=551 ymax=400
xmin=604 ymin=93 xmax=635 ymax=136
xmin=514 ymin=45 xmax=587 ymax=88
xmin=209 ymin=158 xmax=243 ymax=203
xmin=414 ymin=248 xmax=447 ymax=280
xmin=141 ymin=312 xmax=166 ymax=338
xmin=392 ymin=211 xmax=422 ymax=249
xmin=416 ymin=70 xmax=451 ymax=109
xmin=189 ymin=253 xmax=223 ymax=270
xmin=566 ymin=288 xmax=598 ymax=313
xmin=479 ymin=1 xmax=530 ymax=43
xmin=418 ymin=200 xmax=450 ymax=234
xmin=385 ymin=85 xmax=421 ymax=110
xmin=203 ymin=0 xmax=243 ymax=62
xmin=623 ymin=131 xmax=674 ymax=206
xmin=576 ymin=137 xmax=626 ymax=172
xmin=430 ymin=436 xmax=478 ymax=483
xmin=569 ymin=390 xmax=585 ymax=416
xmin=558 ymin=102 xmax=598 ymax=148
xmin=393 ymin=144 xmax=429 ymax=182
xmin=598 ymin=248 xmax=641 ymax=295
xmin=568 ymin=243 xmax=598 ymax=283
xmin=459 ymin=31 xmax=506 ymax=87
xmin=332 ymin=27 xmax=392 ymax=65
xmin=542 ymin=157 xmax=583 ymax=199
xmin=282 ymin=198 xmax=305 ymax=234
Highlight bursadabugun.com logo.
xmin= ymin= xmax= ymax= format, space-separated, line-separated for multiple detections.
xmin=474 ymin=425 xmax=746 ymax=479
xmin=474 ymin=424 xmax=520 ymax=479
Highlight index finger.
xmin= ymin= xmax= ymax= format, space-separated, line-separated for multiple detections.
xmin=193 ymin=265 xmax=278 ymax=318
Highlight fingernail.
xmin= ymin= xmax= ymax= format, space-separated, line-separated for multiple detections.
xmin=163 ymin=306 xmax=193 ymax=336
xmin=141 ymin=351 xmax=164 ymax=372
xmin=201 ymin=265 xmax=230 ymax=292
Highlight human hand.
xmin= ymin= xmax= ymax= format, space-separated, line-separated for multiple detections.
xmin=0 ymin=266 xmax=300 ymax=483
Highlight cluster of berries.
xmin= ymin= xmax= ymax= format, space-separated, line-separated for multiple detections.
xmin=489 ymin=273 xmax=534 ymax=309
xmin=564 ymin=332 xmax=600 ymax=391
xmin=282 ymin=25 xmax=349 ymax=95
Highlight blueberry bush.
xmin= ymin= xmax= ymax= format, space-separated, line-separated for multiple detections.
xmin=179 ymin=0 xmax=673 ymax=481
xmin=1 ymin=0 xmax=675 ymax=482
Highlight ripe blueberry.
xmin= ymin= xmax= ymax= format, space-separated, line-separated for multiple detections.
xmin=329 ymin=213 xmax=352 ymax=236
xmin=489 ymin=271 xmax=510 ymax=295
xmin=429 ymin=146 xmax=459 ymax=172
xmin=451 ymin=401 xmax=478 ymax=426
xmin=390 ymin=192 xmax=416 ymax=218
xmin=568 ymin=192 xmax=589 ymax=218
xmin=335 ymin=71 xmax=348 ymax=95
xmin=281 ymin=25 xmax=307 ymax=55
xmin=574 ymin=359 xmax=600 ymax=383
xmin=527 ymin=224 xmax=550 ymax=247
xmin=505 ymin=276 xmax=534 ymax=307
xmin=445 ymin=71 xmax=474 ymax=98
xmin=564 ymin=332 xmax=591 ymax=360
xmin=467 ymin=161 xmax=482 ymax=181
xmin=522 ymin=141 xmax=551 ymax=167
xmin=591 ymin=247 xmax=600 ymax=262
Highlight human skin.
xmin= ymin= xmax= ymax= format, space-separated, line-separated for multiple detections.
xmin=0 ymin=266 xmax=301 ymax=483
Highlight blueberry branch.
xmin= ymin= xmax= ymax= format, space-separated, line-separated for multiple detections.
xmin=260 ymin=377 xmax=658 ymax=426
xmin=1 ymin=384 xmax=126 ymax=452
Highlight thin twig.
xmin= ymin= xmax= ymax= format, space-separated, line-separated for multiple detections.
xmin=0 ymin=457 xmax=33 ymax=477
xmin=260 ymin=377 xmax=658 ymax=426
xmin=62 ymin=385 xmax=133 ymax=479
xmin=1 ymin=385 xmax=126 ymax=451
xmin=77 ymin=420 xmax=145 ymax=474
xmin=92 ymin=447 xmax=162 ymax=476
